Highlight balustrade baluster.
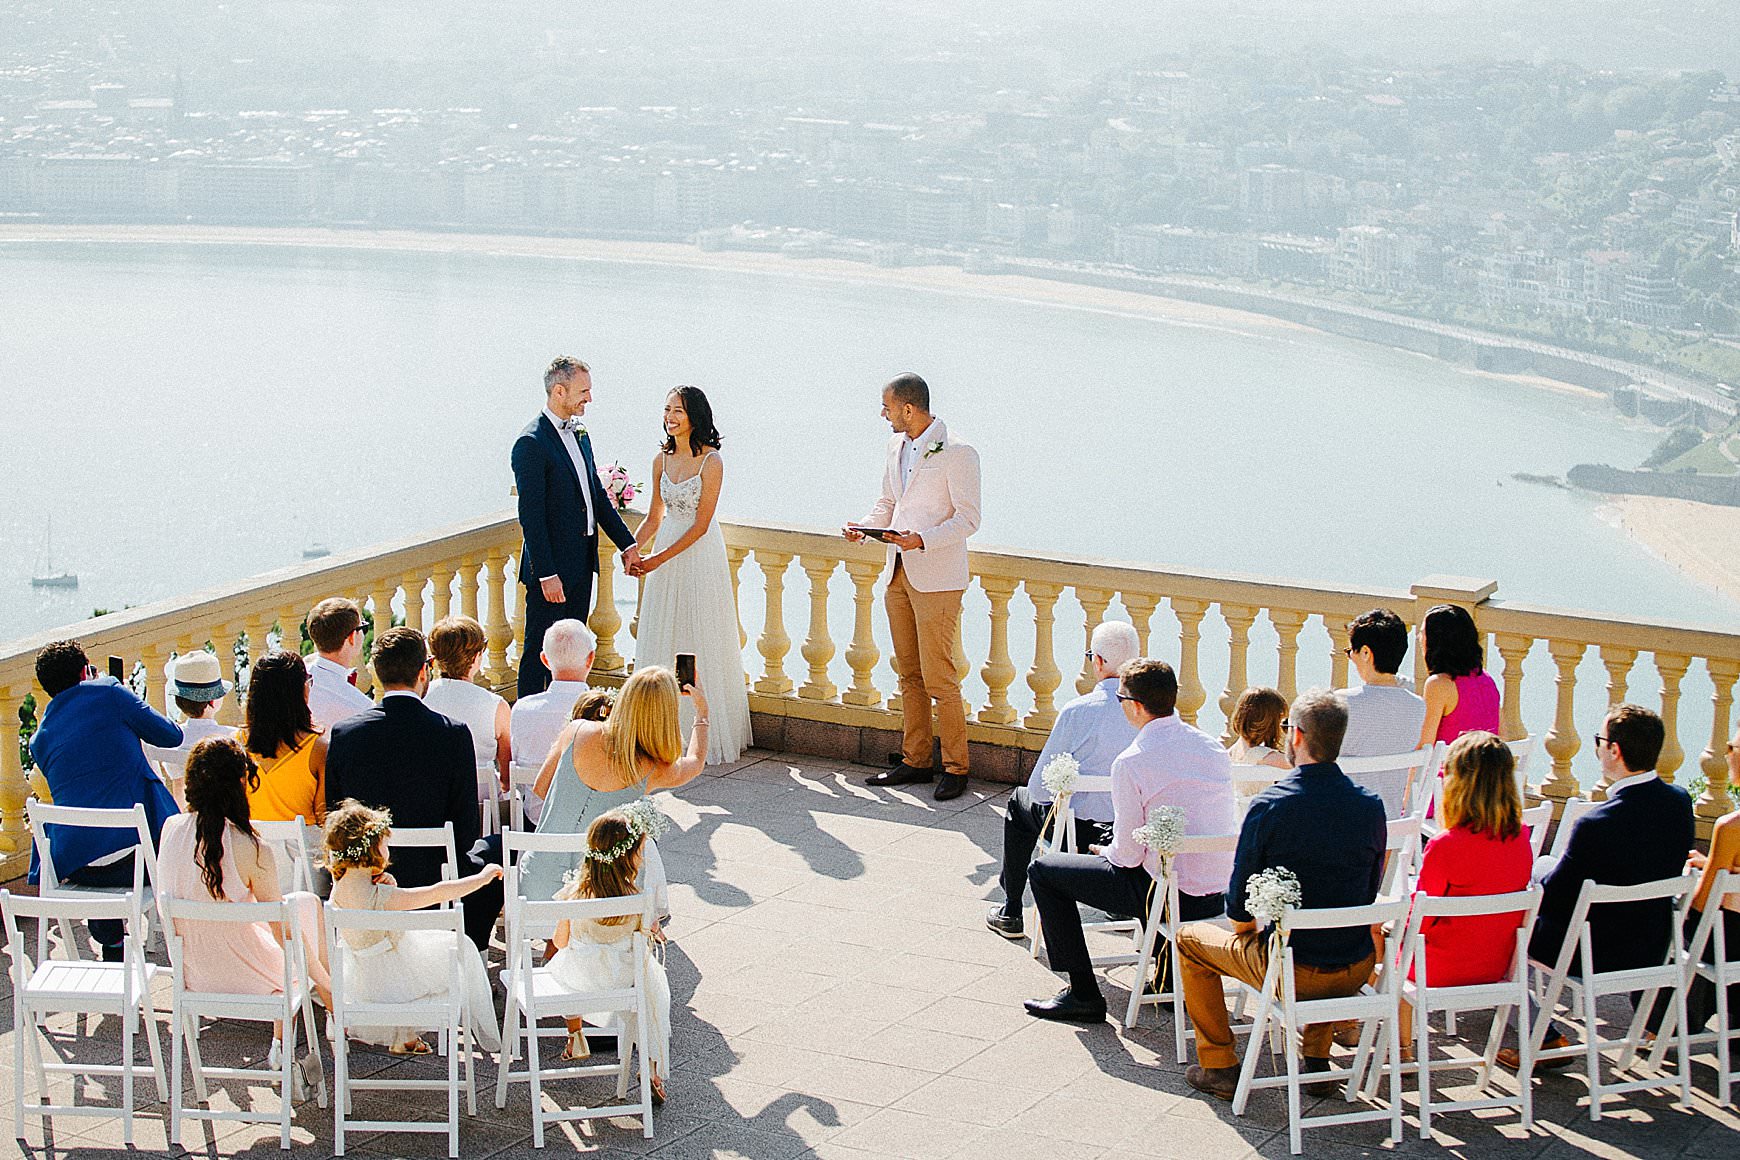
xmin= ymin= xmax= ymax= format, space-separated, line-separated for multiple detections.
xmin=1023 ymin=582 xmax=1063 ymax=731
xmin=370 ymin=582 xmax=399 ymax=635
xmin=1328 ymin=619 xmax=1351 ymax=691
xmin=1655 ymin=652 xmax=1690 ymax=782
xmin=842 ymin=561 xmax=883 ymax=707
xmin=138 ymin=642 xmax=169 ymax=714
xmin=590 ymin=540 xmax=627 ymax=675
xmin=727 ymin=547 xmax=750 ymax=664
xmin=1173 ymin=598 xmax=1209 ymax=727
xmin=754 ymin=552 xmax=794 ymax=696
xmin=453 ymin=558 xmax=477 ymax=625
xmin=1074 ymin=587 xmax=1114 ymax=695
xmin=241 ymin=614 xmax=273 ymax=704
xmin=798 ymin=557 xmax=838 ymax=701
xmin=213 ymin=626 xmax=245 ymax=724
xmin=483 ymin=550 xmax=514 ymax=687
xmin=431 ymin=565 xmax=457 ymax=623
xmin=1121 ymin=592 xmax=1159 ymax=655
xmin=1494 ymin=633 xmax=1531 ymax=743
xmin=0 ymin=685 xmax=28 ymax=855
xmin=277 ymin=606 xmax=303 ymax=656
xmin=1697 ymin=658 xmax=1739 ymax=821
xmin=511 ymin=571 xmax=527 ymax=674
xmin=1541 ymin=640 xmax=1585 ymax=804
xmin=1271 ymin=609 xmax=1307 ymax=704
xmin=1600 ymin=645 xmax=1637 ymax=707
xmin=401 ymin=572 xmax=426 ymax=634
xmin=977 ymin=576 xmax=1019 ymax=725
xmin=1217 ymin=604 xmax=1258 ymax=739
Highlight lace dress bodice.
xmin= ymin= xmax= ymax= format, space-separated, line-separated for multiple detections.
xmin=657 ymin=462 xmax=709 ymax=528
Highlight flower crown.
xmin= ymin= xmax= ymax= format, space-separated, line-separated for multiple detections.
xmin=333 ymin=810 xmax=393 ymax=866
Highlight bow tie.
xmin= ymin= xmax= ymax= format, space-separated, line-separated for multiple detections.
xmin=558 ymin=417 xmax=586 ymax=434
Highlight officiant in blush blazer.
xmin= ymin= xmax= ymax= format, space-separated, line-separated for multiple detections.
xmin=844 ymin=373 xmax=982 ymax=801
xmin=512 ymin=356 xmax=643 ymax=697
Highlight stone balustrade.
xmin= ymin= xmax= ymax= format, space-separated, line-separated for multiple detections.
xmin=3 ymin=509 xmax=1738 ymax=880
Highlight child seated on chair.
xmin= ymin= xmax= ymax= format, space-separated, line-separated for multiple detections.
xmin=1226 ymin=687 xmax=1291 ymax=806
xmin=546 ymin=807 xmax=671 ymax=1104
xmin=572 ymin=687 xmax=616 ymax=723
xmin=323 ymin=800 xmax=504 ymax=1055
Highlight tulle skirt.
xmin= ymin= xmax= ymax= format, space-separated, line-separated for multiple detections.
xmin=546 ymin=940 xmax=670 ymax=1076
xmin=337 ymin=929 xmax=502 ymax=1051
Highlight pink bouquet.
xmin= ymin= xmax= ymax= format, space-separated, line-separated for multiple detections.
xmin=598 ymin=461 xmax=641 ymax=511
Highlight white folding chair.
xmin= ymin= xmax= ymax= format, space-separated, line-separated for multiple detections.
xmin=1232 ymin=763 xmax=1288 ymax=810
xmin=1507 ymin=735 xmax=1539 ymax=791
xmin=1546 ymin=797 xmax=1599 ymax=862
xmin=387 ymin=823 xmax=460 ymax=896
xmin=1382 ymin=817 xmax=1424 ymax=896
xmin=1521 ymin=802 xmax=1555 ymax=859
xmin=1356 ymin=886 xmax=1542 ymax=1139
xmin=1527 ymin=873 xmax=1697 ymax=1121
xmin=495 ymin=890 xmax=658 ymax=1146
xmin=1402 ymin=742 xmax=1448 ymax=830
xmin=1230 ymin=896 xmax=1411 ymax=1155
xmin=1122 ymin=834 xmax=1241 ymax=1059
xmin=477 ymin=762 xmax=504 ymax=838
xmin=508 ymin=759 xmax=543 ymax=832
xmin=1650 ymin=869 xmax=1740 ymax=1105
xmin=326 ymin=906 xmax=479 ymax=1158
xmin=1340 ymin=745 xmax=1439 ymax=821
xmin=2 ymin=890 xmax=168 ymax=1145
xmin=159 ymin=896 xmax=327 ymax=1150
xmin=1028 ymin=775 xmax=1115 ymax=960
xmin=253 ymin=818 xmax=318 ymax=896
xmin=27 ymin=801 xmax=160 ymax=959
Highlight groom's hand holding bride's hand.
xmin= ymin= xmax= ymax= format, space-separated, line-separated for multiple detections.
xmin=622 ymin=545 xmax=645 ymax=575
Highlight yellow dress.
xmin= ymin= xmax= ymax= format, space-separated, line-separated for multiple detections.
xmin=243 ymin=731 xmax=323 ymax=822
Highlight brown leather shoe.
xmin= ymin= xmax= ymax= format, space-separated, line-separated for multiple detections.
xmin=1497 ymin=1032 xmax=1571 ymax=1071
xmin=1185 ymin=1063 xmax=1240 ymax=1101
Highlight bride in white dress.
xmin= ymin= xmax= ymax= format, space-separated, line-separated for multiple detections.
xmin=629 ymin=386 xmax=751 ymax=764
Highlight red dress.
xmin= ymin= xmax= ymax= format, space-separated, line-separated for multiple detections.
xmin=1410 ymin=825 xmax=1533 ymax=986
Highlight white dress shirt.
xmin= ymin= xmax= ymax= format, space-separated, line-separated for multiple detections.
xmin=544 ymin=405 xmax=596 ymax=537
xmin=509 ymin=678 xmax=590 ymax=826
xmin=143 ymin=717 xmax=238 ymax=780
xmin=305 ymin=654 xmax=374 ymax=733
xmin=1024 ymin=677 xmax=1137 ymax=824
xmin=899 ymin=418 xmax=943 ymax=491
xmin=1102 ymin=714 xmax=1238 ymax=896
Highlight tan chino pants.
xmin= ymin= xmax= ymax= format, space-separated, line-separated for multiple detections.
xmin=1177 ymin=921 xmax=1376 ymax=1070
xmin=884 ymin=560 xmax=969 ymax=777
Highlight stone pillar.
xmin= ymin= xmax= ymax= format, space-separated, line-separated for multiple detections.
xmin=1122 ymin=592 xmax=1160 ymax=656
xmin=401 ymin=571 xmax=427 ymax=635
xmin=138 ymin=641 xmax=170 ymax=715
xmin=1217 ymin=604 xmax=1258 ymax=741
xmin=431 ymin=565 xmax=457 ymax=624
xmin=1271 ymin=608 xmax=1307 ymax=705
xmin=977 ymin=576 xmax=1019 ymax=725
xmin=1494 ymin=633 xmax=1532 ymax=744
xmin=0 ymin=684 xmax=27 ymax=855
xmin=842 ymin=561 xmax=883 ymax=708
xmin=1327 ymin=618 xmax=1352 ymax=693
xmin=483 ymin=550 xmax=514 ymax=687
xmin=727 ymin=546 xmax=751 ymax=688
xmin=590 ymin=540 xmax=627 ymax=676
xmin=1172 ymin=598 xmax=1209 ymax=728
xmin=1697 ymin=658 xmax=1739 ymax=822
xmin=1541 ymin=639 xmax=1585 ymax=806
xmin=1073 ymin=587 xmax=1114 ymax=696
xmin=1023 ymin=581 xmax=1063 ymax=731
xmin=277 ymin=605 xmax=304 ymax=657
xmin=753 ymin=551 xmax=794 ymax=696
xmin=457 ymin=556 xmax=480 ymax=624
xmin=1655 ymin=652 xmax=1690 ymax=783
xmin=798 ymin=556 xmax=838 ymax=702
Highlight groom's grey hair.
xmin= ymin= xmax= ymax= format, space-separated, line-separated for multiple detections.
xmin=544 ymin=356 xmax=590 ymax=392
xmin=1090 ymin=621 xmax=1140 ymax=672
xmin=541 ymin=618 xmax=596 ymax=674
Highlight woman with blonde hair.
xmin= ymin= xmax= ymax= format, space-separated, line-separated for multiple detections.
xmin=517 ymin=665 xmax=707 ymax=902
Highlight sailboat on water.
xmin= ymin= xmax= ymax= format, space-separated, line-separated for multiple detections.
xmin=31 ymin=518 xmax=78 ymax=589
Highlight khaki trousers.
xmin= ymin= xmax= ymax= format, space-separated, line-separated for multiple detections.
xmin=1177 ymin=922 xmax=1376 ymax=1070
xmin=884 ymin=561 xmax=969 ymax=776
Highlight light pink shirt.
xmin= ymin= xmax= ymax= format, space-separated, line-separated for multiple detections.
xmin=1103 ymin=714 xmax=1238 ymax=897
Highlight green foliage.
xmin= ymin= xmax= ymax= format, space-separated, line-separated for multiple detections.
xmin=1643 ymin=427 xmax=1703 ymax=469
xmin=18 ymin=693 xmax=38 ymax=772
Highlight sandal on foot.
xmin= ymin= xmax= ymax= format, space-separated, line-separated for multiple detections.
xmin=651 ymin=1073 xmax=667 ymax=1106
xmin=560 ymin=1031 xmax=591 ymax=1062
xmin=389 ymin=1037 xmax=433 ymax=1056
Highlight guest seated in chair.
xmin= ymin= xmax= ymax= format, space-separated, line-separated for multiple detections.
xmin=985 ymin=620 xmax=1139 ymax=940
xmin=143 ymin=649 xmax=237 ymax=805
xmin=1178 ymin=689 xmax=1387 ymax=1099
xmin=1499 ymin=703 xmax=1694 ymax=1068
xmin=1336 ymin=608 xmax=1427 ymax=817
xmin=1022 ymin=658 xmax=1236 ymax=1024
xmin=508 ymin=618 xmax=596 ymax=828
xmin=27 ymin=639 xmax=182 ymax=960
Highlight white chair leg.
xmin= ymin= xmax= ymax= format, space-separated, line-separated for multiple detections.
xmin=528 ymin=1014 xmax=545 ymax=1150
xmin=299 ymin=995 xmax=327 ymax=1110
xmin=636 ymin=1012 xmax=654 ymax=1139
xmin=121 ymin=993 xmax=135 ymax=1147
xmin=1719 ymin=972 xmax=1734 ymax=1107
xmin=170 ymin=1008 xmax=185 ymax=1150
xmin=141 ymin=1001 xmax=169 ymax=1103
xmin=184 ymin=1014 xmax=212 ymax=1103
xmin=447 ymin=1016 xmax=461 ymax=1160
xmin=1584 ymin=980 xmax=1604 ymax=1122
xmin=1283 ymin=1009 xmax=1304 ymax=1156
xmin=494 ymin=983 xmax=520 ymax=1110
xmin=333 ymin=1026 xmax=349 ymax=1156
xmin=1230 ymin=989 xmax=1273 ymax=1116
xmin=12 ymin=998 xmax=26 ymax=1141
xmin=1675 ymin=980 xmax=1694 ymax=1110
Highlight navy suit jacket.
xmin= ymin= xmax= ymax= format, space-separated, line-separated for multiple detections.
xmin=511 ymin=413 xmax=635 ymax=591
xmin=28 ymin=677 xmax=182 ymax=881
xmin=1531 ymin=775 xmax=1695 ymax=975
xmin=324 ymin=695 xmax=479 ymax=890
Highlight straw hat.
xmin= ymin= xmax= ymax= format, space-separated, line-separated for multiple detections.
xmin=170 ymin=650 xmax=232 ymax=702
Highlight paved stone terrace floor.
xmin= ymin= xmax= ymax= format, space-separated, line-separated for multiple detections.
xmin=4 ymin=748 xmax=1740 ymax=1159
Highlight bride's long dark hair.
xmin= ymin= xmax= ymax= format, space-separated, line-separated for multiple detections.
xmin=660 ymin=385 xmax=723 ymax=457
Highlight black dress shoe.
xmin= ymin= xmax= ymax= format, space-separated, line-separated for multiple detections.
xmin=1302 ymin=1055 xmax=1339 ymax=1098
xmin=1023 ymin=988 xmax=1106 ymax=1024
xmin=865 ymin=763 xmax=935 ymax=787
xmin=984 ymin=906 xmax=1025 ymax=939
xmin=933 ymin=773 xmax=968 ymax=801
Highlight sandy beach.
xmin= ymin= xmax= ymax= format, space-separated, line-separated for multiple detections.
xmin=1606 ymin=494 xmax=1740 ymax=608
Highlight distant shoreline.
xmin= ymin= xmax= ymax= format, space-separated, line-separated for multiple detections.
xmin=0 ymin=223 xmax=1607 ymax=404
xmin=1603 ymin=494 xmax=1740 ymax=608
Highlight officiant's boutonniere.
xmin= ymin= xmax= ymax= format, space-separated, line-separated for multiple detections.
xmin=922 ymin=439 xmax=944 ymax=459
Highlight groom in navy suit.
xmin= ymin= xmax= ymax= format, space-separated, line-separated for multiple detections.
xmin=512 ymin=356 xmax=642 ymax=696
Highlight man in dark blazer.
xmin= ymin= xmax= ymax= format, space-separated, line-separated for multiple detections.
xmin=325 ymin=627 xmax=500 ymax=950
xmin=1508 ymin=703 xmax=1695 ymax=1063
xmin=511 ymin=356 xmax=642 ymax=697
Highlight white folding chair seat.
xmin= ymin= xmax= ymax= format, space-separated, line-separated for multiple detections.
xmin=1355 ymin=887 xmax=1542 ymax=1138
xmin=1230 ymin=896 xmax=1411 ymax=1155
xmin=1028 ymin=775 xmax=1118 ymax=961
xmin=1521 ymin=802 xmax=1555 ymax=859
xmin=27 ymin=802 xmax=161 ymax=960
xmin=1339 ymin=745 xmax=1439 ymax=821
xmin=494 ymin=887 xmax=657 ymax=1146
xmin=1527 ymin=873 xmax=1696 ymax=1120
xmin=508 ymin=760 xmax=543 ymax=832
xmin=1649 ymin=869 xmax=1740 ymax=1105
xmin=3 ymin=890 xmax=168 ymax=1145
xmin=252 ymin=818 xmax=318 ymax=896
xmin=326 ymin=906 xmax=479 ymax=1158
xmin=477 ymin=762 xmax=503 ymax=838
xmin=1381 ymin=817 xmax=1424 ymax=896
xmin=159 ymin=895 xmax=327 ymax=1150
xmin=1121 ymin=834 xmax=1240 ymax=1061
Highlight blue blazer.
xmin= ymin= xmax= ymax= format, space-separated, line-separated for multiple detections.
xmin=1531 ymin=775 xmax=1695 ymax=974
xmin=511 ymin=413 xmax=635 ymax=590
xmin=27 ymin=678 xmax=182 ymax=882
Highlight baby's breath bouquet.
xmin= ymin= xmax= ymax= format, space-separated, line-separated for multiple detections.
xmin=1133 ymin=804 xmax=1186 ymax=859
xmin=623 ymin=797 xmax=672 ymax=841
xmin=1245 ymin=866 xmax=1302 ymax=928
xmin=1039 ymin=753 xmax=1080 ymax=799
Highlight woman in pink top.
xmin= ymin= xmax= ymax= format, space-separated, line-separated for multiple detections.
xmin=1399 ymin=732 xmax=1533 ymax=1049
xmin=1418 ymin=604 xmax=1502 ymax=747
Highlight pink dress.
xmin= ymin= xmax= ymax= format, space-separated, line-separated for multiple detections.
xmin=157 ymin=814 xmax=318 ymax=995
xmin=1435 ymin=672 xmax=1501 ymax=744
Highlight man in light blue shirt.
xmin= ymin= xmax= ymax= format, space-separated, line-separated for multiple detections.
xmin=987 ymin=621 xmax=1140 ymax=939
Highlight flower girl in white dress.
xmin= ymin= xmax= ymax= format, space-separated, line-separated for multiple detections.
xmin=546 ymin=807 xmax=671 ymax=1103
xmin=323 ymin=801 xmax=504 ymax=1054
xmin=629 ymin=386 xmax=751 ymax=765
